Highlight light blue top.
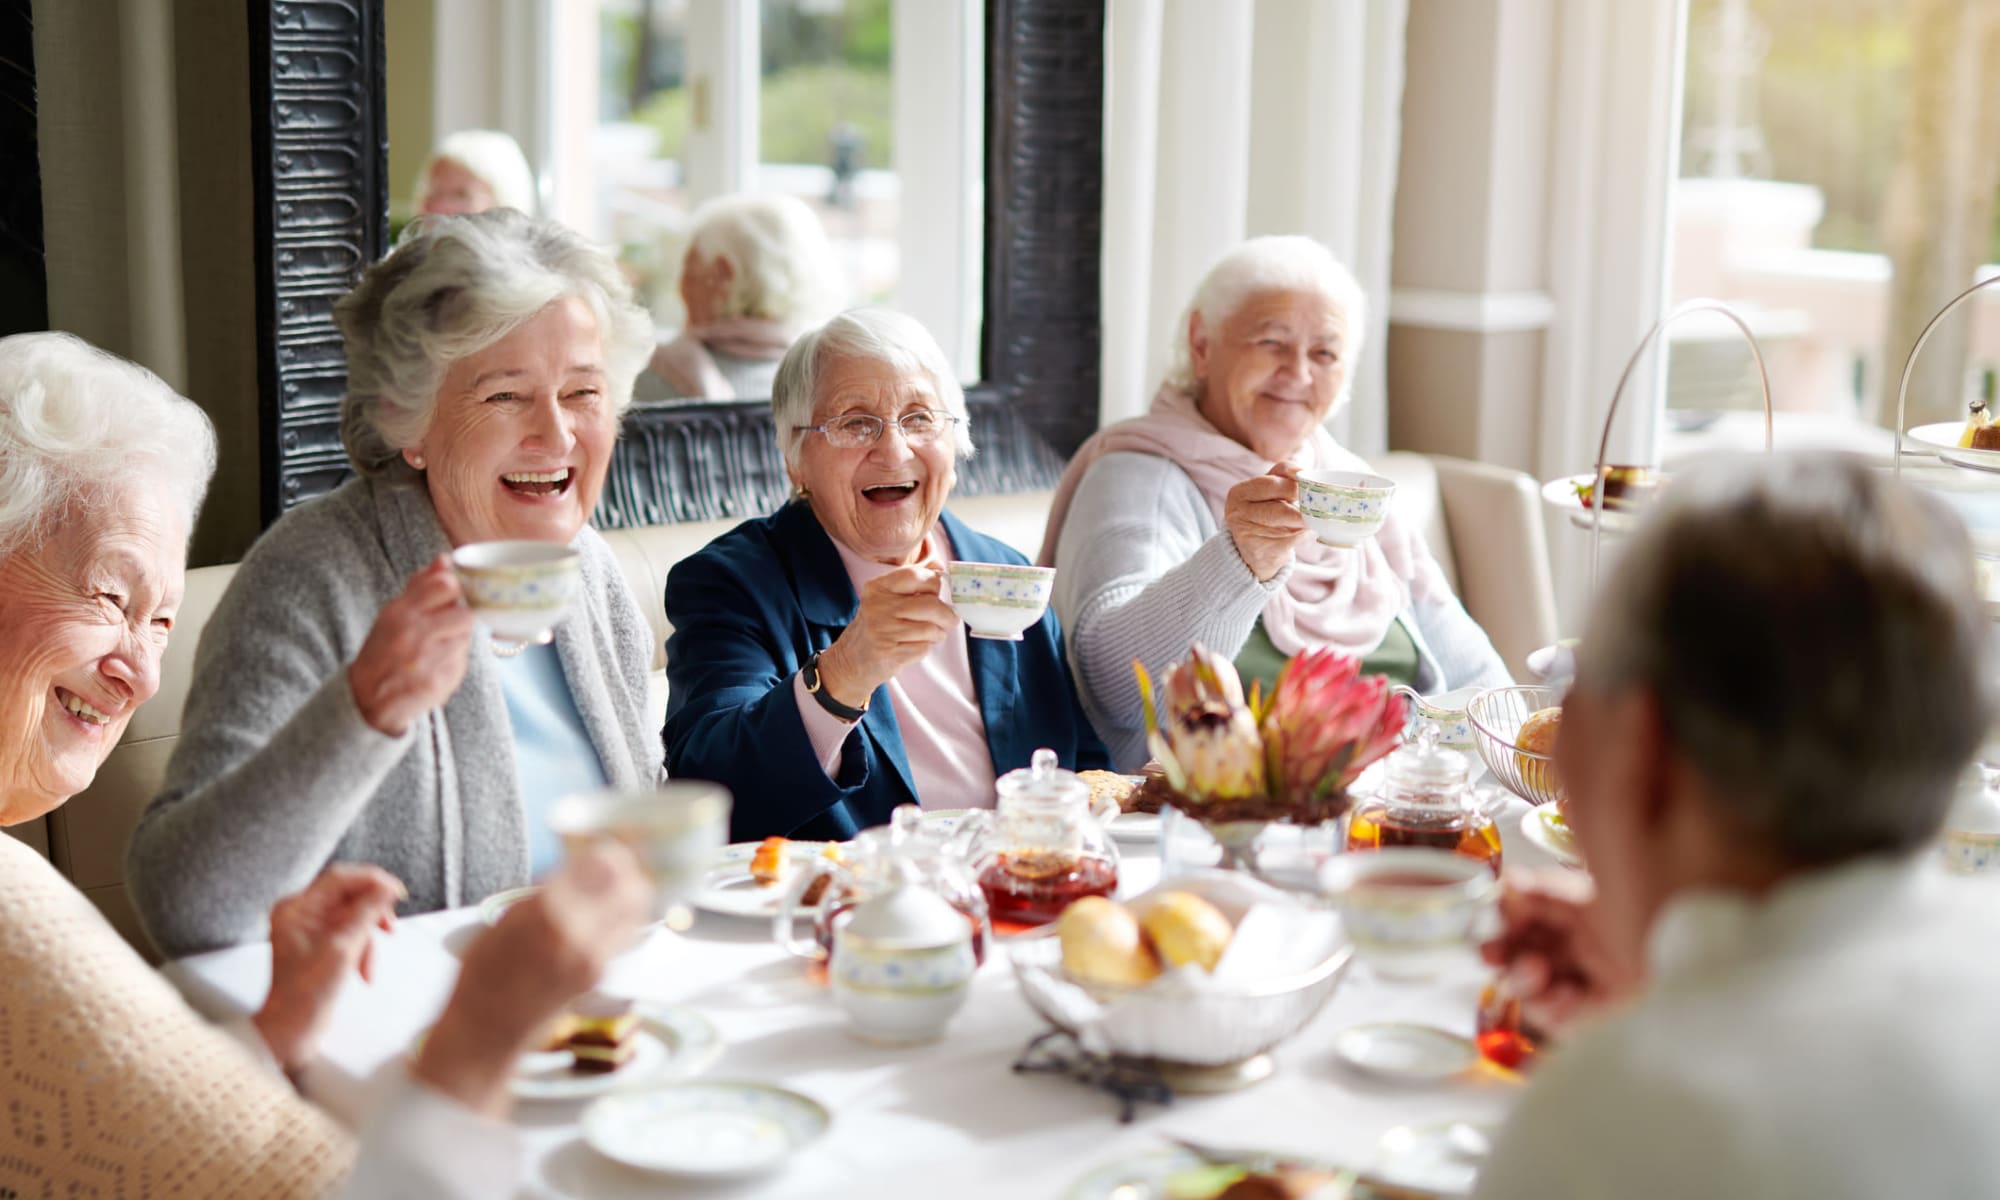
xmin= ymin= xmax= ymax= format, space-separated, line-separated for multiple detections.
xmin=497 ymin=643 xmax=609 ymax=878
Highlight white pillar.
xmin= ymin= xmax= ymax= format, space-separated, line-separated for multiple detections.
xmin=891 ymin=0 xmax=984 ymax=379
xmin=1100 ymin=0 xmax=1166 ymax=424
xmin=682 ymin=0 xmax=760 ymax=206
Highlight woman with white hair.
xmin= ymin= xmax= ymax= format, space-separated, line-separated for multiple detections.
xmin=639 ymin=192 xmax=843 ymax=401
xmin=664 ymin=308 xmax=1109 ymax=841
xmin=1041 ymin=235 xmax=1510 ymax=769
xmin=0 ymin=331 xmax=652 ymax=1196
xmin=127 ymin=210 xmax=664 ymax=956
xmin=414 ymin=129 xmax=536 ymax=216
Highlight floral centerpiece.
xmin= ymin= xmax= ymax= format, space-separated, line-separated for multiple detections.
xmin=1135 ymin=644 xmax=1407 ymax=866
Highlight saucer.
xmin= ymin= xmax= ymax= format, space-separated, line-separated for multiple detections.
xmin=694 ymin=840 xmax=834 ymax=918
xmin=1373 ymin=1120 xmax=1497 ymax=1198
xmin=584 ymin=1081 xmax=830 ymax=1179
xmin=1334 ymin=1023 xmax=1478 ymax=1083
xmin=478 ymin=885 xmax=540 ymax=926
xmin=1518 ymin=807 xmax=1583 ymax=870
xmin=413 ymin=1004 xmax=721 ymax=1102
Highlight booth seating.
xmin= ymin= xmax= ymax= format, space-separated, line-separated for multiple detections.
xmin=8 ymin=454 xmax=1556 ymax=959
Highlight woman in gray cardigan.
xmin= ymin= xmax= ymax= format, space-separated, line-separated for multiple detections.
xmin=128 ymin=211 xmax=665 ymax=956
xmin=1041 ymin=236 xmax=1510 ymax=770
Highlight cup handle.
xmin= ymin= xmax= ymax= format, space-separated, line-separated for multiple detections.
xmin=1392 ymin=685 xmax=1424 ymax=739
xmin=772 ymin=859 xmax=841 ymax=962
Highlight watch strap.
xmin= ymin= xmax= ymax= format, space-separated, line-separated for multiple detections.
xmin=803 ymin=651 xmax=868 ymax=721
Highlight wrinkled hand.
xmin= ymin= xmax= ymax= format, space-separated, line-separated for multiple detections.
xmin=1224 ymin=465 xmax=1313 ymax=583
xmin=347 ymin=554 xmax=475 ymax=736
xmin=1479 ymin=869 xmax=1641 ymax=1040
xmin=414 ymin=841 xmax=654 ymax=1117
xmin=254 ymin=864 xmax=406 ymax=1072
xmin=816 ymin=563 xmax=957 ymax=710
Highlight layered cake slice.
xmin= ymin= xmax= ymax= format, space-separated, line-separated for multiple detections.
xmin=564 ymin=994 xmax=640 ymax=1075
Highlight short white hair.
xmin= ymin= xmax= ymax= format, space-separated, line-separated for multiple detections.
xmin=0 ymin=332 xmax=216 ymax=558
xmin=1165 ymin=235 xmax=1369 ymax=395
xmin=685 ymin=193 xmax=843 ymax=329
xmin=337 ymin=209 xmax=656 ymax=474
xmin=416 ymin=129 xmax=538 ymax=215
xmin=771 ymin=308 xmax=973 ymax=471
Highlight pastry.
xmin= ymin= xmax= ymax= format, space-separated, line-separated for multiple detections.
xmin=563 ymin=993 xmax=639 ymax=1075
xmin=1057 ymin=895 xmax=1160 ymax=986
xmin=1514 ymin=706 xmax=1562 ymax=797
xmin=1973 ymin=423 xmax=2000 ymax=452
xmin=1140 ymin=892 xmax=1234 ymax=972
xmin=1079 ymin=769 xmax=1140 ymax=814
xmin=750 ymin=836 xmax=789 ymax=886
xmin=799 ymin=843 xmax=846 ymax=906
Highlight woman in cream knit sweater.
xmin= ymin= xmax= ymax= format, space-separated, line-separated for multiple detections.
xmin=0 ymin=332 xmax=651 ymax=1197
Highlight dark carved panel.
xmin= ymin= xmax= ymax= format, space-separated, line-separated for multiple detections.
xmin=251 ymin=0 xmax=1101 ymax=525
xmin=249 ymin=0 xmax=388 ymax=520
xmin=0 ymin=0 xmax=47 ymax=335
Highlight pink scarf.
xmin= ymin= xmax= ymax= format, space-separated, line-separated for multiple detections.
xmin=1037 ymin=384 xmax=1445 ymax=657
xmin=648 ymin=318 xmax=795 ymax=399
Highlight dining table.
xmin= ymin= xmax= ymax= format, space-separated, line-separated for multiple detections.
xmin=163 ymin=792 xmax=1569 ymax=1199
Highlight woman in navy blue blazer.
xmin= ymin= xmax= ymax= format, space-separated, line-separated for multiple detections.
xmin=663 ymin=309 xmax=1111 ymax=842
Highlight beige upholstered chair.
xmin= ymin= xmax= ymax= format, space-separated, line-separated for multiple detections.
xmin=44 ymin=455 xmax=1555 ymax=959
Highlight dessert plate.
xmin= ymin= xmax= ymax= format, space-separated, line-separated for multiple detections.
xmin=1334 ymin=1023 xmax=1478 ymax=1083
xmin=1540 ymin=474 xmax=1644 ymax=534
xmin=1068 ymin=1147 xmax=1359 ymax=1200
xmin=1518 ymin=807 xmax=1583 ymax=870
xmin=1110 ymin=810 xmax=1162 ymax=842
xmin=1905 ymin=422 xmax=2000 ymax=476
xmin=584 ymin=1081 xmax=830 ymax=1179
xmin=412 ymin=1003 xmax=720 ymax=1102
xmin=1373 ymin=1120 xmax=1498 ymax=1198
xmin=694 ymin=840 xmax=834 ymax=918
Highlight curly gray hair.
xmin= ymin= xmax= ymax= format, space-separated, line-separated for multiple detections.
xmin=336 ymin=210 xmax=655 ymax=474
xmin=1579 ymin=451 xmax=1994 ymax=865
xmin=0 ymin=332 xmax=216 ymax=559
xmin=770 ymin=308 xmax=973 ymax=472
xmin=685 ymin=193 xmax=842 ymax=330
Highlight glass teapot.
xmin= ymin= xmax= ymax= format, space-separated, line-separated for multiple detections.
xmin=947 ymin=748 xmax=1121 ymax=926
xmin=1345 ymin=726 xmax=1503 ymax=874
xmin=774 ymin=804 xmax=991 ymax=964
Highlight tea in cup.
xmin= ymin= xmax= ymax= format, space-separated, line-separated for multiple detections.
xmin=451 ymin=540 xmax=581 ymax=646
xmin=550 ymin=782 xmax=731 ymax=920
xmin=944 ymin=561 xmax=1056 ymax=641
xmin=1294 ymin=470 xmax=1396 ymax=548
xmin=1394 ymin=685 xmax=1481 ymax=752
xmin=1318 ymin=847 xmax=1498 ymax=980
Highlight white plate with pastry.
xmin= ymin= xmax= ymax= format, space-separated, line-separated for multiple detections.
xmin=1518 ymin=806 xmax=1582 ymax=870
xmin=415 ymin=999 xmax=721 ymax=1103
xmin=694 ymin=839 xmax=838 ymax=918
xmin=1905 ymin=421 xmax=2000 ymax=475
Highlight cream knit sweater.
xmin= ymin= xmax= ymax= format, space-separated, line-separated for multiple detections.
xmin=0 ymin=835 xmax=353 ymax=1197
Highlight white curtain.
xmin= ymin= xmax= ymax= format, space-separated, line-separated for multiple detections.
xmin=1100 ymin=0 xmax=1410 ymax=455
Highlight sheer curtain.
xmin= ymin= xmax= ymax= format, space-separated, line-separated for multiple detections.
xmin=1099 ymin=0 xmax=1410 ymax=455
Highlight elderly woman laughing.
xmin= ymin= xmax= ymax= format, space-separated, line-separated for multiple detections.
xmin=128 ymin=210 xmax=665 ymax=956
xmin=1042 ymin=236 xmax=1510 ymax=769
xmin=665 ymin=308 xmax=1109 ymax=841
xmin=0 ymin=332 xmax=650 ymax=1197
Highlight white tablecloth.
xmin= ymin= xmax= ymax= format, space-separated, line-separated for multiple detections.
xmin=164 ymin=796 xmax=1562 ymax=1199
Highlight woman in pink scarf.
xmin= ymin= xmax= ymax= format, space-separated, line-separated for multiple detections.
xmin=1041 ymin=236 xmax=1509 ymax=769
xmin=639 ymin=193 xmax=843 ymax=402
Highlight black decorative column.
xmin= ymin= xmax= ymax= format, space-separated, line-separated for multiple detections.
xmin=0 ymin=0 xmax=47 ymax=336
xmin=248 ymin=0 xmax=389 ymax=522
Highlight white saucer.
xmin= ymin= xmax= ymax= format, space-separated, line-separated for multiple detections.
xmin=1540 ymin=473 xmax=1642 ymax=533
xmin=1373 ymin=1120 xmax=1497 ymax=1198
xmin=1333 ymin=1023 xmax=1478 ymax=1083
xmin=1518 ymin=806 xmax=1583 ymax=870
xmin=693 ymin=841 xmax=833 ymax=918
xmin=413 ymin=1003 xmax=721 ymax=1102
xmin=584 ymin=1081 xmax=830 ymax=1179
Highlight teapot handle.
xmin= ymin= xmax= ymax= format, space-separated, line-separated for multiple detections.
xmin=772 ymin=857 xmax=844 ymax=962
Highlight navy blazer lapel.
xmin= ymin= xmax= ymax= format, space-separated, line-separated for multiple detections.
xmin=778 ymin=500 xmax=920 ymax=807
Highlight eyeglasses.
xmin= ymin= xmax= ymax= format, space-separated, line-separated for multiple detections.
xmin=798 ymin=409 xmax=960 ymax=450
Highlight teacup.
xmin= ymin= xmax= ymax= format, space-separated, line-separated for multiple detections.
xmin=1394 ymin=685 xmax=1482 ymax=752
xmin=945 ymin=561 xmax=1056 ymax=641
xmin=1294 ymin=470 xmax=1397 ymax=548
xmin=550 ymin=782 xmax=731 ymax=919
xmin=1318 ymin=847 xmax=1498 ymax=981
xmin=451 ymin=540 xmax=581 ymax=646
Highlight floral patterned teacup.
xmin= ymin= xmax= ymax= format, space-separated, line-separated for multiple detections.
xmin=1295 ymin=470 xmax=1397 ymax=548
xmin=945 ymin=561 xmax=1056 ymax=641
xmin=451 ymin=539 xmax=581 ymax=645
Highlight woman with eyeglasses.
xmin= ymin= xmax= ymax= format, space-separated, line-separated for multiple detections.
xmin=663 ymin=308 xmax=1110 ymax=841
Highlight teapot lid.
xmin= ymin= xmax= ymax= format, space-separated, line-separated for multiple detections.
xmin=996 ymin=747 xmax=1085 ymax=802
xmin=844 ymin=861 xmax=970 ymax=948
xmin=1383 ymin=726 xmax=1471 ymax=798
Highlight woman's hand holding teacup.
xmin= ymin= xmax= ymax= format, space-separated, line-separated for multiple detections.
xmin=348 ymin=554 xmax=476 ymax=736
xmin=1225 ymin=464 xmax=1314 ymax=582
xmin=1480 ymin=869 xmax=1642 ymax=1040
xmin=415 ymin=841 xmax=654 ymax=1117
xmin=816 ymin=564 xmax=957 ymax=711
xmin=254 ymin=863 xmax=407 ymax=1073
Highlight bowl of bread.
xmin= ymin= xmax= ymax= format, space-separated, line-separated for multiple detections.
xmin=1009 ymin=872 xmax=1352 ymax=1089
xmin=1467 ymin=685 xmax=1564 ymax=809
